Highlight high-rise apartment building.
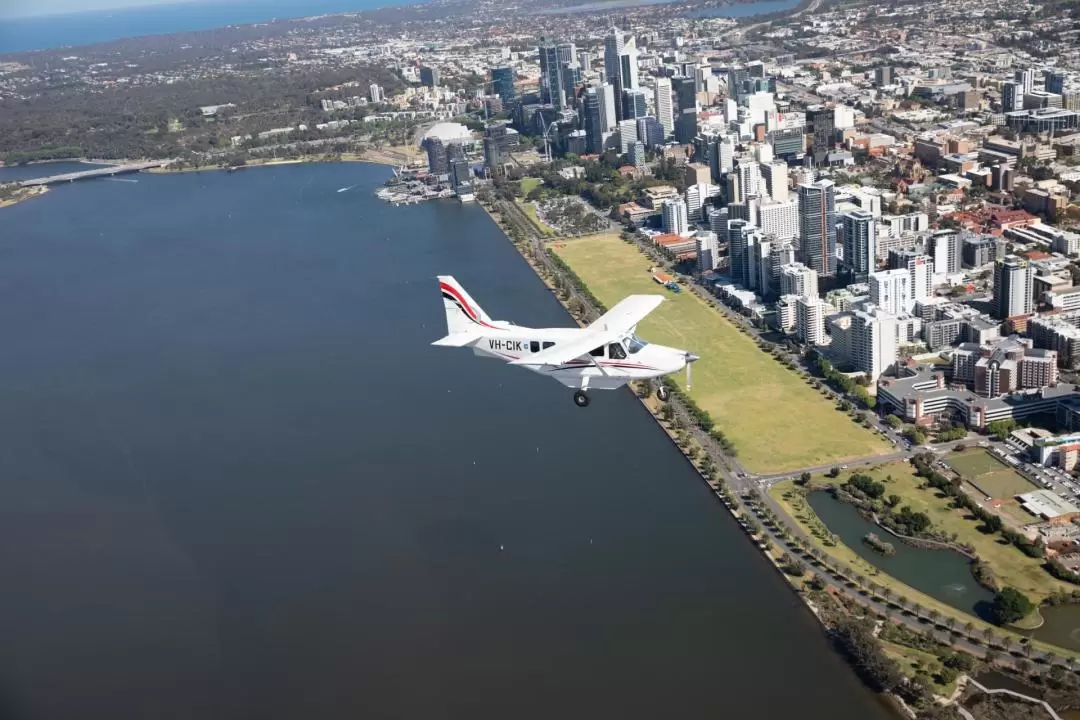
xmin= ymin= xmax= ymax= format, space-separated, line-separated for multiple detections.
xmin=756 ymin=199 xmax=798 ymax=242
xmin=840 ymin=210 xmax=876 ymax=283
xmin=993 ymin=254 xmax=1035 ymax=319
xmin=851 ymin=307 xmax=898 ymax=382
xmin=598 ymin=83 xmax=617 ymax=132
xmin=661 ymin=198 xmax=689 ymax=236
xmin=869 ymin=268 xmax=912 ymax=316
xmin=796 ymin=296 xmax=827 ymax=345
xmin=636 ymin=116 xmax=664 ymax=149
xmin=760 ymin=160 xmax=789 ymax=203
xmin=780 ymin=263 xmax=819 ymax=298
xmin=930 ymin=229 xmax=963 ymax=275
xmin=603 ymin=27 xmax=625 ymax=120
xmin=728 ymin=219 xmax=755 ymax=289
xmin=653 ymin=77 xmax=675 ymax=138
xmin=806 ymin=105 xmax=834 ymax=164
xmin=797 ymin=180 xmax=837 ymax=277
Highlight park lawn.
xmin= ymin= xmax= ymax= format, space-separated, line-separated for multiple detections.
xmin=948 ymin=449 xmax=1037 ymax=499
xmin=881 ymin=641 xmax=957 ymax=697
xmin=768 ymin=480 xmax=1079 ymax=659
xmin=518 ymin=177 xmax=542 ymax=196
xmin=812 ymin=461 xmax=1072 ymax=603
xmin=552 ymin=233 xmax=890 ymax=473
xmin=519 ymin=200 xmax=555 ymax=236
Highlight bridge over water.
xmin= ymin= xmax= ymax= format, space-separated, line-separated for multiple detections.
xmin=17 ymin=161 xmax=172 ymax=187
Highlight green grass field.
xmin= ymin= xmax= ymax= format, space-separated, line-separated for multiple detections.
xmin=948 ymin=450 xmax=1037 ymax=499
xmin=808 ymin=461 xmax=1070 ymax=603
xmin=881 ymin=641 xmax=957 ymax=697
xmin=552 ymin=234 xmax=891 ymax=473
xmin=518 ymin=177 xmax=542 ymax=196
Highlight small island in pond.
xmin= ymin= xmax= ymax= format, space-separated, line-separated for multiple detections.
xmin=863 ymin=532 xmax=896 ymax=556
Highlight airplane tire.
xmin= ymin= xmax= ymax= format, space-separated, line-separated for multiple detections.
xmin=656 ymin=385 xmax=671 ymax=402
xmin=573 ymin=391 xmax=590 ymax=407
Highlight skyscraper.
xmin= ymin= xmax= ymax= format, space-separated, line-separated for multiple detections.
xmin=599 ymin=83 xmax=617 ymax=132
xmin=797 ymin=180 xmax=837 ymax=277
xmin=556 ymin=42 xmax=576 ymax=66
xmin=869 ymin=269 xmax=911 ymax=316
xmin=673 ymin=76 xmax=696 ymax=114
xmin=653 ymin=77 xmax=674 ymax=138
xmin=930 ymin=228 xmax=963 ymax=274
xmin=993 ymin=254 xmax=1035 ymax=319
xmin=491 ymin=66 xmax=515 ymax=104
xmin=1015 ymin=67 xmax=1035 ymax=94
xmin=728 ymin=219 xmax=754 ymax=288
xmin=874 ymin=66 xmax=893 ymax=87
xmin=604 ymin=28 xmax=626 ymax=121
xmin=806 ymin=105 xmax=834 ymax=165
xmin=841 ymin=210 xmax=876 ymax=283
xmin=1002 ymin=81 xmax=1021 ymax=112
xmin=760 ymin=160 xmax=789 ymax=203
xmin=675 ymin=108 xmax=698 ymax=144
xmin=629 ymin=141 xmax=646 ymax=170
xmin=538 ymin=36 xmax=564 ymax=108
xmin=636 ymin=116 xmax=664 ymax=149
xmin=583 ymin=87 xmax=604 ymax=155
xmin=622 ymin=88 xmax=647 ymax=119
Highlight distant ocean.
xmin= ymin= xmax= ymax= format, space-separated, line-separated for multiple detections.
xmin=0 ymin=0 xmax=420 ymax=54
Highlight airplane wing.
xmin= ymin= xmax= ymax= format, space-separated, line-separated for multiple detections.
xmin=508 ymin=327 xmax=621 ymax=367
xmin=586 ymin=295 xmax=664 ymax=334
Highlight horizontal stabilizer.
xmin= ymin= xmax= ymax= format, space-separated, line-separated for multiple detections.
xmin=431 ymin=333 xmax=482 ymax=348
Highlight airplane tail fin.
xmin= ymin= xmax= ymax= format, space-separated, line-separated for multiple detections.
xmin=437 ymin=275 xmax=496 ymax=335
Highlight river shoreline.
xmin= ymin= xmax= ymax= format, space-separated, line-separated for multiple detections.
xmin=477 ymin=201 xmax=910 ymax=716
xmin=0 ymin=185 xmax=49 ymax=210
xmin=147 ymin=153 xmax=404 ymax=175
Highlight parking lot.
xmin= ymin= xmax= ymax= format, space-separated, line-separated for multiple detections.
xmin=998 ymin=437 xmax=1080 ymax=505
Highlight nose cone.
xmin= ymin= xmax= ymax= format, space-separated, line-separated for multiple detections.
xmin=686 ymin=353 xmax=700 ymax=364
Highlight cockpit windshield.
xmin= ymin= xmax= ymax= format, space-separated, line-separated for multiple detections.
xmin=625 ymin=334 xmax=649 ymax=354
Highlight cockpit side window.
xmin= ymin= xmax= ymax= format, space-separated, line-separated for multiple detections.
xmin=589 ymin=346 xmax=605 ymax=357
xmin=626 ymin=334 xmax=649 ymax=354
xmin=608 ymin=342 xmax=626 ymax=360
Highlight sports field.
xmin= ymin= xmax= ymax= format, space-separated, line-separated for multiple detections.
xmin=948 ymin=449 xmax=1037 ymax=499
xmin=552 ymin=233 xmax=892 ymax=473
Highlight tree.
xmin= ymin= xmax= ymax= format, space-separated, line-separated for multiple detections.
xmin=797 ymin=471 xmax=812 ymax=486
xmin=885 ymin=415 xmax=902 ymax=429
xmin=989 ymin=587 xmax=1034 ymax=626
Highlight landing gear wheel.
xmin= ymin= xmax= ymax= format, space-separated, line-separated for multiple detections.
xmin=573 ymin=390 xmax=590 ymax=407
xmin=656 ymin=384 xmax=671 ymax=402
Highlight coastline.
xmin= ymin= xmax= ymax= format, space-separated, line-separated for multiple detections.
xmin=477 ymin=198 xmax=1080 ymax=715
xmin=147 ymin=152 xmax=406 ymax=175
xmin=0 ymin=185 xmax=49 ymax=210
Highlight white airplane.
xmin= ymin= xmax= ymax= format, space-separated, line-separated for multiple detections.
xmin=432 ymin=275 xmax=699 ymax=407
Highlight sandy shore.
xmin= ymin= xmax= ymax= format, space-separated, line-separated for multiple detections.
xmin=0 ymin=185 xmax=49 ymax=210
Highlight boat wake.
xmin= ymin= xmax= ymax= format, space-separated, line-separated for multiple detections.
xmin=337 ymin=185 xmax=354 ymax=193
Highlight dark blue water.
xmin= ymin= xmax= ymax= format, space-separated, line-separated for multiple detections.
xmin=0 ymin=162 xmax=110 ymax=182
xmin=0 ymin=0 xmax=419 ymax=54
xmin=0 ymin=163 xmax=893 ymax=720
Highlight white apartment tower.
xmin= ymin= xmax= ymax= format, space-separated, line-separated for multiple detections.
xmin=851 ymin=306 xmax=898 ymax=382
xmin=869 ymin=269 xmax=912 ymax=316
xmin=757 ymin=199 xmax=799 ymax=242
xmin=662 ymin=198 xmax=689 ymax=236
xmin=760 ymin=161 xmax=789 ymax=203
xmin=780 ymin=263 xmax=819 ymax=298
xmin=796 ymin=296 xmax=827 ymax=346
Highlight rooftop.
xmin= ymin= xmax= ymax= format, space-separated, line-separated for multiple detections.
xmin=1017 ymin=489 xmax=1080 ymax=520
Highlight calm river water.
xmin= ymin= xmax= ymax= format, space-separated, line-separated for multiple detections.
xmin=0 ymin=162 xmax=893 ymax=719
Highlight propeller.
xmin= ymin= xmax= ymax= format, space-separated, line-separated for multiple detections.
xmin=685 ymin=352 xmax=699 ymax=390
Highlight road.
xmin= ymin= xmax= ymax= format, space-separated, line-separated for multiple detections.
xmin=738 ymin=488 xmax=1069 ymax=673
